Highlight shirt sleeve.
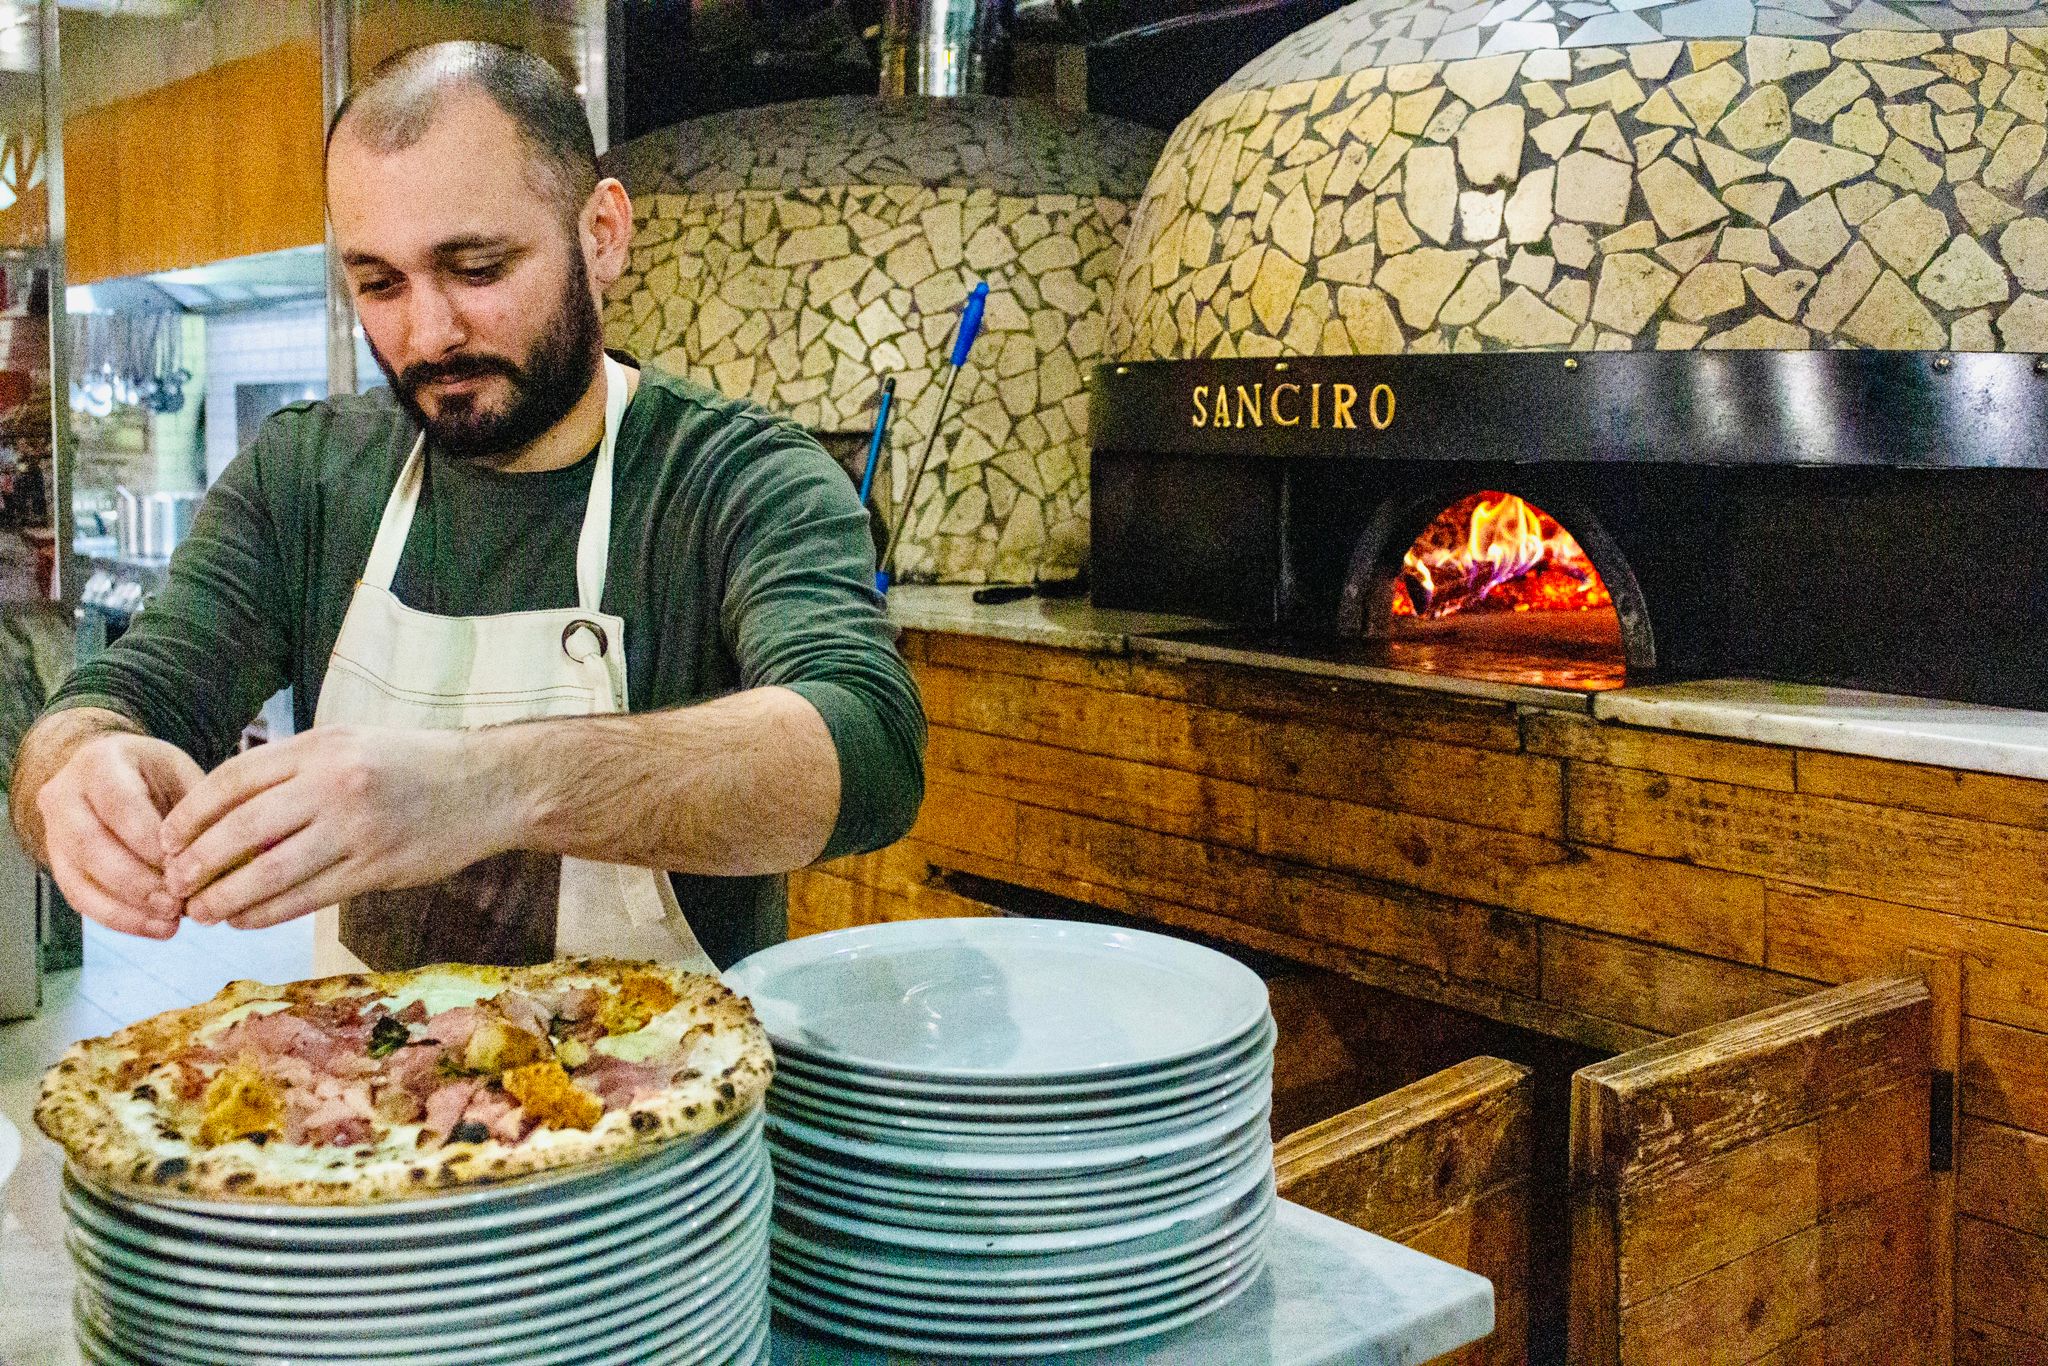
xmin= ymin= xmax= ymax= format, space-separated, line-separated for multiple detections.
xmin=42 ymin=412 xmax=300 ymax=770
xmin=709 ymin=416 xmax=926 ymax=861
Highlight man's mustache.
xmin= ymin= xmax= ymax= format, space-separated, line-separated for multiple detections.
xmin=398 ymin=354 xmax=521 ymax=392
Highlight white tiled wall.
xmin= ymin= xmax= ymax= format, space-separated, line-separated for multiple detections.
xmin=202 ymin=305 xmax=379 ymax=484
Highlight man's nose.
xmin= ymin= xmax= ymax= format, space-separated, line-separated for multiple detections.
xmin=406 ymin=283 xmax=469 ymax=359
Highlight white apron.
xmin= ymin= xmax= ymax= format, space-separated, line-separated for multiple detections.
xmin=310 ymin=356 xmax=716 ymax=977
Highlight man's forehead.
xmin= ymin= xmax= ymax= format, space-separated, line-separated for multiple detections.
xmin=327 ymin=99 xmax=558 ymax=255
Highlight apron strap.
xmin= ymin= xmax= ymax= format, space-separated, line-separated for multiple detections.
xmin=359 ymin=354 xmax=631 ymax=610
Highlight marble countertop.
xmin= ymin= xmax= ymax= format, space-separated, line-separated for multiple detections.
xmin=771 ymin=1199 xmax=1495 ymax=1366
xmin=885 ymin=586 xmax=2048 ymax=781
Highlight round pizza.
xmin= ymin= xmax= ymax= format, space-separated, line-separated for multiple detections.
xmin=36 ymin=958 xmax=773 ymax=1206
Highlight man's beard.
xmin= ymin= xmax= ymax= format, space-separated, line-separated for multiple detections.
xmin=376 ymin=254 xmax=604 ymax=462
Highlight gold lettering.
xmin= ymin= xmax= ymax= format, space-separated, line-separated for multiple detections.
xmin=1332 ymin=383 xmax=1357 ymax=429
xmin=1212 ymin=385 xmax=1230 ymax=428
xmin=1311 ymin=382 xmax=1321 ymax=429
xmin=1234 ymin=384 xmax=1263 ymax=427
xmin=1271 ymin=383 xmax=1302 ymax=427
xmin=1370 ymin=383 xmax=1396 ymax=431
xmin=1191 ymin=385 xmax=1209 ymax=428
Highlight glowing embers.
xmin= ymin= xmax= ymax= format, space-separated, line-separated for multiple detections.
xmin=1391 ymin=491 xmax=1614 ymax=620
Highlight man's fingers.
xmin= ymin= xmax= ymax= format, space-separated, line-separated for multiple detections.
xmin=213 ymin=839 xmax=354 ymax=932
xmin=53 ymin=802 xmax=175 ymax=910
xmin=159 ymin=745 xmax=296 ymax=858
xmin=139 ymin=743 xmax=207 ymax=814
xmin=47 ymin=848 xmax=177 ymax=940
xmin=80 ymin=765 xmax=172 ymax=871
xmin=165 ymin=782 xmax=316 ymax=902
xmin=183 ymin=820 xmax=339 ymax=924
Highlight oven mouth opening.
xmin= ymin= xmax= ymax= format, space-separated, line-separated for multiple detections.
xmin=1335 ymin=485 xmax=1651 ymax=695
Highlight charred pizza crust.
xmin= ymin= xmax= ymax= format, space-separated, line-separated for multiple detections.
xmin=37 ymin=958 xmax=772 ymax=1206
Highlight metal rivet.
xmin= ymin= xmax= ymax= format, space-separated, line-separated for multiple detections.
xmin=1933 ymin=354 xmax=1953 ymax=372
xmin=1115 ymin=365 xmax=1129 ymax=375
xmin=2035 ymin=356 xmax=2047 ymax=375
xmin=1563 ymin=357 xmax=1580 ymax=372
xmin=1274 ymin=361 xmax=1290 ymax=372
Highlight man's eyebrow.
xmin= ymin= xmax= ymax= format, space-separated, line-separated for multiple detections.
xmin=341 ymin=249 xmax=392 ymax=269
xmin=431 ymin=236 xmax=523 ymax=260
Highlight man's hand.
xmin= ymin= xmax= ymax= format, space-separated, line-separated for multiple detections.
xmin=160 ymin=726 xmax=527 ymax=930
xmin=30 ymin=725 xmax=204 ymax=940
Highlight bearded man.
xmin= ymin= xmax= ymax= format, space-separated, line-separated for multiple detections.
xmin=9 ymin=40 xmax=924 ymax=974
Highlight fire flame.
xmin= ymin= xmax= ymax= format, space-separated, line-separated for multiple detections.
xmin=1391 ymin=492 xmax=1613 ymax=620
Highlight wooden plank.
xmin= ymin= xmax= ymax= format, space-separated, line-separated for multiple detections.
xmin=1957 ymin=1215 xmax=2048 ymax=1336
xmin=1959 ymin=1118 xmax=2048 ymax=1239
xmin=1567 ymin=764 xmax=2048 ymax=932
xmin=1569 ymin=1178 xmax=1622 ymax=1366
xmin=1259 ymin=789 xmax=1768 ymax=964
xmin=921 ymin=841 xmax=1659 ymax=1056
xmin=1263 ymin=718 xmax=1566 ymax=837
xmin=1617 ymin=1226 xmax=1823 ymax=1366
xmin=1818 ymin=1080 xmax=1929 ymax=1213
xmin=925 ymin=725 xmax=1261 ymax=848
xmin=1401 ymin=1183 xmax=1531 ymax=1366
xmin=1961 ymin=1017 xmax=2048 ymax=1134
xmin=1539 ymin=924 xmax=1813 ymax=1039
xmin=1959 ymin=1315 xmax=2048 ymax=1365
xmin=1127 ymin=655 xmax=1526 ymax=752
xmin=1521 ymin=711 xmax=1797 ymax=792
xmin=1765 ymin=885 xmax=2048 ymax=1036
xmin=1274 ymin=1056 xmax=1533 ymax=1234
xmin=1572 ymin=977 xmax=1929 ymax=1189
xmin=918 ymin=664 xmax=1265 ymax=784
xmin=1813 ymin=1292 xmax=1937 ymax=1366
xmin=915 ymin=632 xmax=1134 ymax=691
xmin=908 ymin=781 xmax=1021 ymax=863
xmin=1797 ymin=749 xmax=2048 ymax=833
xmin=1820 ymin=1176 xmax=1934 ymax=1317
xmin=1615 ymin=1120 xmax=1819 ymax=1306
xmin=1014 ymin=804 xmax=1540 ymax=993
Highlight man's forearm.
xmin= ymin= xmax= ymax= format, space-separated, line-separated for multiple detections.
xmin=9 ymin=706 xmax=145 ymax=867
xmin=473 ymin=686 xmax=841 ymax=877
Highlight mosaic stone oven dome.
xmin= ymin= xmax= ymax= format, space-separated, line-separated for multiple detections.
xmin=1108 ymin=0 xmax=2048 ymax=358
xmin=605 ymin=96 xmax=1164 ymax=582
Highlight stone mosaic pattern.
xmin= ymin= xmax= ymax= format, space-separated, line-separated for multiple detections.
xmin=1230 ymin=0 xmax=2043 ymax=84
xmin=608 ymin=96 xmax=1160 ymax=198
xmin=1112 ymin=25 xmax=2048 ymax=358
xmin=606 ymin=99 xmax=1162 ymax=583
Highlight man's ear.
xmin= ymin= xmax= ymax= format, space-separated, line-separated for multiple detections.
xmin=583 ymin=178 xmax=634 ymax=293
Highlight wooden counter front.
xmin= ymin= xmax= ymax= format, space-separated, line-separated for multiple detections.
xmin=790 ymin=628 xmax=2048 ymax=1364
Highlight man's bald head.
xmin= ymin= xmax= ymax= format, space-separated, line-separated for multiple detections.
xmin=327 ymin=41 xmax=596 ymax=227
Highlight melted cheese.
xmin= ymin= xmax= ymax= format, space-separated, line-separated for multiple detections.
xmin=592 ymin=1002 xmax=697 ymax=1063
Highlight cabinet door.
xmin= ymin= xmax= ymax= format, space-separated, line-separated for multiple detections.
xmin=1277 ymin=1056 xmax=1534 ymax=1366
xmin=1569 ymin=976 xmax=1934 ymax=1365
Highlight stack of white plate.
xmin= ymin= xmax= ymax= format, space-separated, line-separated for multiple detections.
xmin=725 ymin=918 xmax=1276 ymax=1358
xmin=64 ymin=1103 xmax=771 ymax=1366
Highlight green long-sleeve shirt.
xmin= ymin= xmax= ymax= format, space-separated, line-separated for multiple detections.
xmin=44 ymin=361 xmax=925 ymax=968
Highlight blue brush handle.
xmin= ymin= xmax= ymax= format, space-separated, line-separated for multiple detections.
xmin=950 ymin=282 xmax=989 ymax=368
xmin=857 ymin=377 xmax=895 ymax=506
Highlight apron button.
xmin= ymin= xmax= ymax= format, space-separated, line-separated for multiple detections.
xmin=562 ymin=620 xmax=609 ymax=661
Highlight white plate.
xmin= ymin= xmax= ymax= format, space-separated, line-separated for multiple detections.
xmin=725 ymin=918 xmax=1268 ymax=1080
xmin=81 ymin=1250 xmax=771 ymax=1366
xmin=769 ymin=1024 xmax=1274 ymax=1120
xmin=771 ymin=1168 xmax=1273 ymax=1283
xmin=766 ymin=1094 xmax=1270 ymax=1175
xmin=774 ymin=1136 xmax=1269 ymax=1234
xmin=0 ymin=1114 xmax=19 ymax=1193
xmin=770 ymin=1252 xmax=1266 ymax=1358
xmin=772 ymin=1142 xmax=1268 ymax=1255
xmin=64 ymin=1140 xmax=758 ymax=1304
xmin=770 ymin=1197 xmax=1272 ymax=1306
xmin=106 ymin=1103 xmax=763 ymax=1223
xmin=70 ymin=1152 xmax=771 ymax=1329
xmin=61 ymin=1127 xmax=760 ymax=1273
xmin=769 ymin=1012 xmax=1276 ymax=1103
xmin=80 ymin=1221 xmax=770 ymax=1362
xmin=73 ymin=1106 xmax=761 ymax=1247
xmin=766 ymin=1113 xmax=1267 ymax=1203
xmin=766 ymin=1071 xmax=1267 ymax=1147
xmin=773 ymin=1226 xmax=1267 ymax=1335
xmin=768 ymin=1058 xmax=1271 ymax=1138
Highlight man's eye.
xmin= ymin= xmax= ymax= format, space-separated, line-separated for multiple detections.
xmin=456 ymin=263 xmax=505 ymax=284
xmin=355 ymin=277 xmax=398 ymax=298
